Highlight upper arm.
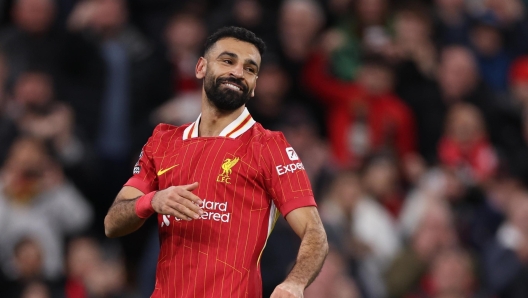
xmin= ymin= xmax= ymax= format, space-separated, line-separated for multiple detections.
xmin=123 ymin=126 xmax=163 ymax=193
xmin=261 ymin=133 xmax=316 ymax=216
xmin=284 ymin=206 xmax=325 ymax=239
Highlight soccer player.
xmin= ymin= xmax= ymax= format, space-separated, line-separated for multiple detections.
xmin=104 ymin=26 xmax=328 ymax=298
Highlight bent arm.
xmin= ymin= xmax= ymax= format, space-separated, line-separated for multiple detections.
xmin=303 ymin=53 xmax=357 ymax=106
xmin=283 ymin=206 xmax=329 ymax=288
xmin=104 ymin=186 xmax=147 ymax=238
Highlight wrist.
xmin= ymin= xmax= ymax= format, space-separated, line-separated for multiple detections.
xmin=135 ymin=191 xmax=156 ymax=219
xmin=281 ymin=279 xmax=306 ymax=290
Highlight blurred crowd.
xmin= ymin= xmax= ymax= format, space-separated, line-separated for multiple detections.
xmin=1 ymin=0 xmax=528 ymax=297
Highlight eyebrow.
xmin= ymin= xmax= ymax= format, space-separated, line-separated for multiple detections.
xmin=217 ymin=51 xmax=259 ymax=72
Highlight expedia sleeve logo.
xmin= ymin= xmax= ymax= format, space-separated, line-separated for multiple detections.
xmin=276 ymin=162 xmax=305 ymax=175
xmin=286 ymin=147 xmax=298 ymax=160
xmin=275 ymin=147 xmax=304 ymax=175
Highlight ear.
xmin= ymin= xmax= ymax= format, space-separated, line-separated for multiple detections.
xmin=251 ymin=76 xmax=258 ymax=97
xmin=196 ymin=57 xmax=207 ymax=79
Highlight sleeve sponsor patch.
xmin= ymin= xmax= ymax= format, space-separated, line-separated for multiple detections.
xmin=285 ymin=147 xmax=299 ymax=161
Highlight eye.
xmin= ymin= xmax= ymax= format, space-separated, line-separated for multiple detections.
xmin=245 ymin=67 xmax=256 ymax=74
xmin=223 ymin=59 xmax=233 ymax=65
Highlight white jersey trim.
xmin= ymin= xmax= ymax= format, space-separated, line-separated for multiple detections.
xmin=182 ymin=108 xmax=255 ymax=140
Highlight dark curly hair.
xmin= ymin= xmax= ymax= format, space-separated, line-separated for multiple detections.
xmin=204 ymin=26 xmax=266 ymax=56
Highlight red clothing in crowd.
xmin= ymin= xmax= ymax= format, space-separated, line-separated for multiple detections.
xmin=303 ymin=53 xmax=417 ymax=167
xmin=438 ymin=136 xmax=498 ymax=183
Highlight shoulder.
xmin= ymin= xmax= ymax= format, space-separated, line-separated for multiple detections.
xmin=151 ymin=123 xmax=187 ymax=139
xmin=247 ymin=123 xmax=288 ymax=145
xmin=145 ymin=123 xmax=189 ymax=148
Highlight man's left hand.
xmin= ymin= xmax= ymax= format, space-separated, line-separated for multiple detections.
xmin=270 ymin=282 xmax=304 ymax=298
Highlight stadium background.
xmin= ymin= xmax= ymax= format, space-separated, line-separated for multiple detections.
xmin=1 ymin=0 xmax=528 ymax=297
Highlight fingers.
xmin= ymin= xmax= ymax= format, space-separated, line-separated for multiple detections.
xmin=165 ymin=200 xmax=201 ymax=221
xmin=177 ymin=187 xmax=202 ymax=205
xmin=171 ymin=196 xmax=203 ymax=218
xmin=182 ymin=182 xmax=199 ymax=191
xmin=153 ymin=184 xmax=203 ymax=221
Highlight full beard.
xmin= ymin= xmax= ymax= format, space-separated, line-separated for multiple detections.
xmin=204 ymin=75 xmax=251 ymax=112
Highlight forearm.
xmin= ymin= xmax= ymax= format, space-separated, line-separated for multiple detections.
xmin=285 ymin=224 xmax=329 ymax=288
xmin=104 ymin=197 xmax=146 ymax=238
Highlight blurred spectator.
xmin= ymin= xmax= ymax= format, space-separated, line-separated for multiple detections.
xmin=391 ymin=5 xmax=441 ymax=164
xmin=64 ymin=237 xmax=101 ymax=298
xmin=362 ymin=153 xmax=404 ymax=217
xmin=149 ymin=12 xmax=206 ymax=126
xmin=438 ymin=103 xmax=498 ymax=185
xmin=321 ymin=170 xmax=400 ymax=298
xmin=150 ymin=91 xmax=202 ymax=127
xmin=328 ymin=0 xmax=392 ymax=81
xmin=67 ymin=0 xmax=172 ymax=203
xmin=65 ymin=236 xmax=126 ymax=298
xmin=247 ymin=63 xmax=291 ymax=130
xmin=277 ymin=0 xmax=327 ymax=131
xmin=0 ymin=0 xmax=60 ymax=83
xmin=470 ymin=18 xmax=511 ymax=93
xmin=391 ymin=5 xmax=438 ymax=79
xmin=304 ymin=51 xmax=417 ymax=169
xmin=485 ymin=0 xmax=528 ymax=57
xmin=484 ymin=191 xmax=528 ymax=297
xmin=470 ymin=174 xmax=522 ymax=251
xmin=20 ymin=280 xmax=52 ymax=298
xmin=399 ymin=46 xmax=508 ymax=164
xmin=6 ymin=70 xmax=98 ymax=198
xmin=278 ymin=0 xmax=324 ymax=67
xmin=433 ymin=0 xmax=473 ymax=47
xmin=386 ymin=201 xmax=458 ymax=298
xmin=211 ymin=0 xmax=278 ymax=53
xmin=409 ymin=248 xmax=480 ymax=298
xmin=11 ymin=71 xmax=88 ymax=166
xmin=0 ymin=137 xmax=92 ymax=281
xmin=304 ymin=249 xmax=360 ymax=298
xmin=164 ymin=12 xmax=206 ymax=94
xmin=1 ymin=237 xmax=44 ymax=297
xmin=399 ymin=168 xmax=458 ymax=239
xmin=12 ymin=238 xmax=44 ymax=280
xmin=1 ymin=237 xmax=65 ymax=298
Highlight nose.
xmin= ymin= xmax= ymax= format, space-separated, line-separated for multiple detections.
xmin=230 ymin=62 xmax=244 ymax=78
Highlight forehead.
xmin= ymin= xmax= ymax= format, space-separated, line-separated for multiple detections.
xmin=208 ymin=37 xmax=261 ymax=64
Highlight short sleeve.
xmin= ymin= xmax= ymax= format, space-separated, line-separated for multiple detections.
xmin=261 ymin=132 xmax=316 ymax=217
xmin=124 ymin=126 xmax=160 ymax=194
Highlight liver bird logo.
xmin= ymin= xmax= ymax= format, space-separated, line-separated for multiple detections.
xmin=221 ymin=157 xmax=239 ymax=177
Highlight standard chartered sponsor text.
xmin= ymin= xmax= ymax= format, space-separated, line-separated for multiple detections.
xmin=171 ymin=199 xmax=231 ymax=223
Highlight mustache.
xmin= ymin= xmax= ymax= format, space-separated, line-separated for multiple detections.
xmin=216 ymin=77 xmax=248 ymax=93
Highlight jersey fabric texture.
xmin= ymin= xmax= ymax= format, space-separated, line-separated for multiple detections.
xmin=125 ymin=108 xmax=316 ymax=298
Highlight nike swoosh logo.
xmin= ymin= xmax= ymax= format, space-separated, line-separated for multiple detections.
xmin=157 ymin=164 xmax=179 ymax=176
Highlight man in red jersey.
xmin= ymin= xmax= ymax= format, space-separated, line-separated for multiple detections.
xmin=104 ymin=27 xmax=328 ymax=298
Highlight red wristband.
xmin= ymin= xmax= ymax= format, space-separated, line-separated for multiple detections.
xmin=135 ymin=191 xmax=156 ymax=219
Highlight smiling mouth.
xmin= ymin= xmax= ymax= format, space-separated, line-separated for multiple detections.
xmin=222 ymin=82 xmax=243 ymax=92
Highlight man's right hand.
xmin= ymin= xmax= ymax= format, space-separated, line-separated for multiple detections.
xmin=151 ymin=182 xmax=203 ymax=221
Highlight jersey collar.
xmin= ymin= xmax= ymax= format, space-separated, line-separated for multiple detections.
xmin=182 ymin=107 xmax=256 ymax=140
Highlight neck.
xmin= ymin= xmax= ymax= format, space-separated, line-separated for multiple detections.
xmin=198 ymin=95 xmax=245 ymax=137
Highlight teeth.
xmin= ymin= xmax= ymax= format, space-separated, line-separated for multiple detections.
xmin=224 ymin=83 xmax=241 ymax=91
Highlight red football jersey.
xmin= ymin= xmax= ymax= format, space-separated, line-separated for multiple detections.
xmin=125 ymin=108 xmax=316 ymax=298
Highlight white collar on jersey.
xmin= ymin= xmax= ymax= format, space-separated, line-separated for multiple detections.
xmin=182 ymin=107 xmax=256 ymax=140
